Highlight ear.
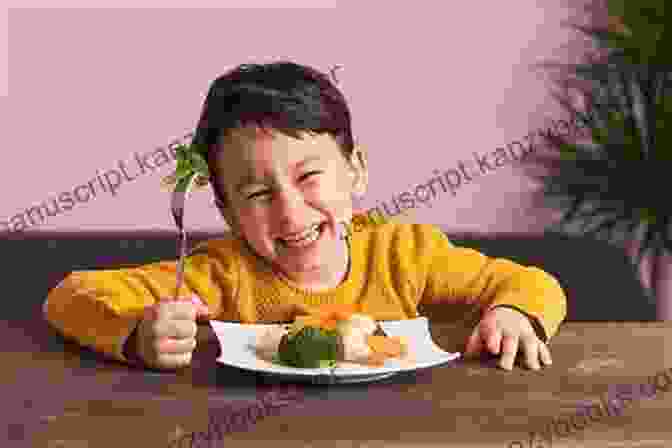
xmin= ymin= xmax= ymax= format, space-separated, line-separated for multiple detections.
xmin=348 ymin=144 xmax=368 ymax=197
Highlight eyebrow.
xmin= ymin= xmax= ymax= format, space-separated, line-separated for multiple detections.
xmin=234 ymin=155 xmax=323 ymax=194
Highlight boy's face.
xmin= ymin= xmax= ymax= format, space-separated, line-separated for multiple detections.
xmin=212 ymin=126 xmax=367 ymax=284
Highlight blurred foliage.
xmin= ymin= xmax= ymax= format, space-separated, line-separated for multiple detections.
xmin=526 ymin=0 xmax=672 ymax=268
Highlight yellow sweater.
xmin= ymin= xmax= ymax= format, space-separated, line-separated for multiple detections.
xmin=43 ymin=220 xmax=567 ymax=365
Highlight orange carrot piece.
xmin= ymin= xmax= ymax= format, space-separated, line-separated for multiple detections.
xmin=320 ymin=319 xmax=338 ymax=331
xmin=366 ymin=335 xmax=405 ymax=357
xmin=294 ymin=316 xmax=322 ymax=329
xmin=389 ymin=336 xmax=408 ymax=356
xmin=331 ymin=309 xmax=354 ymax=321
xmin=366 ymin=352 xmax=387 ymax=366
xmin=317 ymin=304 xmax=357 ymax=321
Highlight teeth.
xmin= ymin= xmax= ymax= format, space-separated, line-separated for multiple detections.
xmin=283 ymin=224 xmax=319 ymax=241
xmin=279 ymin=224 xmax=321 ymax=247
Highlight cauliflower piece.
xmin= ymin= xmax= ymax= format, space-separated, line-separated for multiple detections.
xmin=336 ymin=313 xmax=378 ymax=363
xmin=256 ymin=325 xmax=289 ymax=353
xmin=349 ymin=313 xmax=378 ymax=335
xmin=337 ymin=313 xmax=377 ymax=339
xmin=340 ymin=333 xmax=372 ymax=363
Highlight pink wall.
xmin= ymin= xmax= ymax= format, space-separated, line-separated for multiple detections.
xmin=2 ymin=2 xmax=593 ymax=235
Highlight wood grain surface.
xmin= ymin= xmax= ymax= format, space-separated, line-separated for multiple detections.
xmin=3 ymin=317 xmax=671 ymax=448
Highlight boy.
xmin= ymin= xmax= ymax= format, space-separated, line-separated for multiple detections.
xmin=43 ymin=61 xmax=566 ymax=372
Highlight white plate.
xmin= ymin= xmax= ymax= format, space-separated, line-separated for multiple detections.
xmin=212 ymin=317 xmax=461 ymax=384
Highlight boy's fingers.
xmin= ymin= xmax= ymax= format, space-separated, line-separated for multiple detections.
xmin=476 ymin=317 xmax=501 ymax=355
xmin=179 ymin=295 xmax=211 ymax=320
xmin=498 ymin=335 xmax=519 ymax=371
xmin=464 ymin=327 xmax=484 ymax=357
xmin=153 ymin=319 xmax=197 ymax=339
xmin=486 ymin=329 xmax=503 ymax=355
xmin=521 ymin=337 xmax=541 ymax=370
xmin=155 ymin=301 xmax=196 ymax=322
xmin=155 ymin=352 xmax=193 ymax=370
xmin=158 ymin=337 xmax=197 ymax=354
xmin=540 ymin=342 xmax=553 ymax=366
xmin=189 ymin=295 xmax=212 ymax=320
xmin=159 ymin=299 xmax=209 ymax=322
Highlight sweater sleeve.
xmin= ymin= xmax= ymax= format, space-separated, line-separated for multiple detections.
xmin=42 ymin=240 xmax=240 ymax=364
xmin=420 ymin=226 xmax=567 ymax=341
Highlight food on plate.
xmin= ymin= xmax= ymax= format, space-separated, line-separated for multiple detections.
xmin=256 ymin=304 xmax=408 ymax=368
xmin=277 ymin=325 xmax=339 ymax=368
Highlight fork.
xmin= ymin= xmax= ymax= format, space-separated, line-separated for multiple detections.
xmin=170 ymin=178 xmax=192 ymax=301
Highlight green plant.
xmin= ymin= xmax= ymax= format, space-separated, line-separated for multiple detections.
xmin=523 ymin=0 xmax=672 ymax=317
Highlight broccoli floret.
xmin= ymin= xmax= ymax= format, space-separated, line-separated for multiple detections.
xmin=276 ymin=326 xmax=339 ymax=368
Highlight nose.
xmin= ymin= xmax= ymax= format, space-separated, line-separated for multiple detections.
xmin=274 ymin=186 xmax=310 ymax=229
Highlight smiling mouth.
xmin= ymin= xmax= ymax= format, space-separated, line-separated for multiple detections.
xmin=276 ymin=222 xmax=327 ymax=249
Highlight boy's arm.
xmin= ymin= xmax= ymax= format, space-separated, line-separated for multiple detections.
xmin=420 ymin=227 xmax=567 ymax=342
xmin=43 ymin=247 xmax=239 ymax=365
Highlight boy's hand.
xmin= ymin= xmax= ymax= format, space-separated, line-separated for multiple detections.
xmin=133 ymin=295 xmax=211 ymax=370
xmin=464 ymin=306 xmax=552 ymax=371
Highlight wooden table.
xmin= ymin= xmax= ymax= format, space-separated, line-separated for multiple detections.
xmin=4 ymin=315 xmax=672 ymax=448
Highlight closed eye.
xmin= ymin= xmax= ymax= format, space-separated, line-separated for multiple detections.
xmin=245 ymin=171 xmax=322 ymax=200
xmin=299 ymin=170 xmax=323 ymax=182
xmin=247 ymin=190 xmax=271 ymax=200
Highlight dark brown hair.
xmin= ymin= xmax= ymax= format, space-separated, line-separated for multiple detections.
xmin=191 ymin=61 xmax=355 ymax=204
